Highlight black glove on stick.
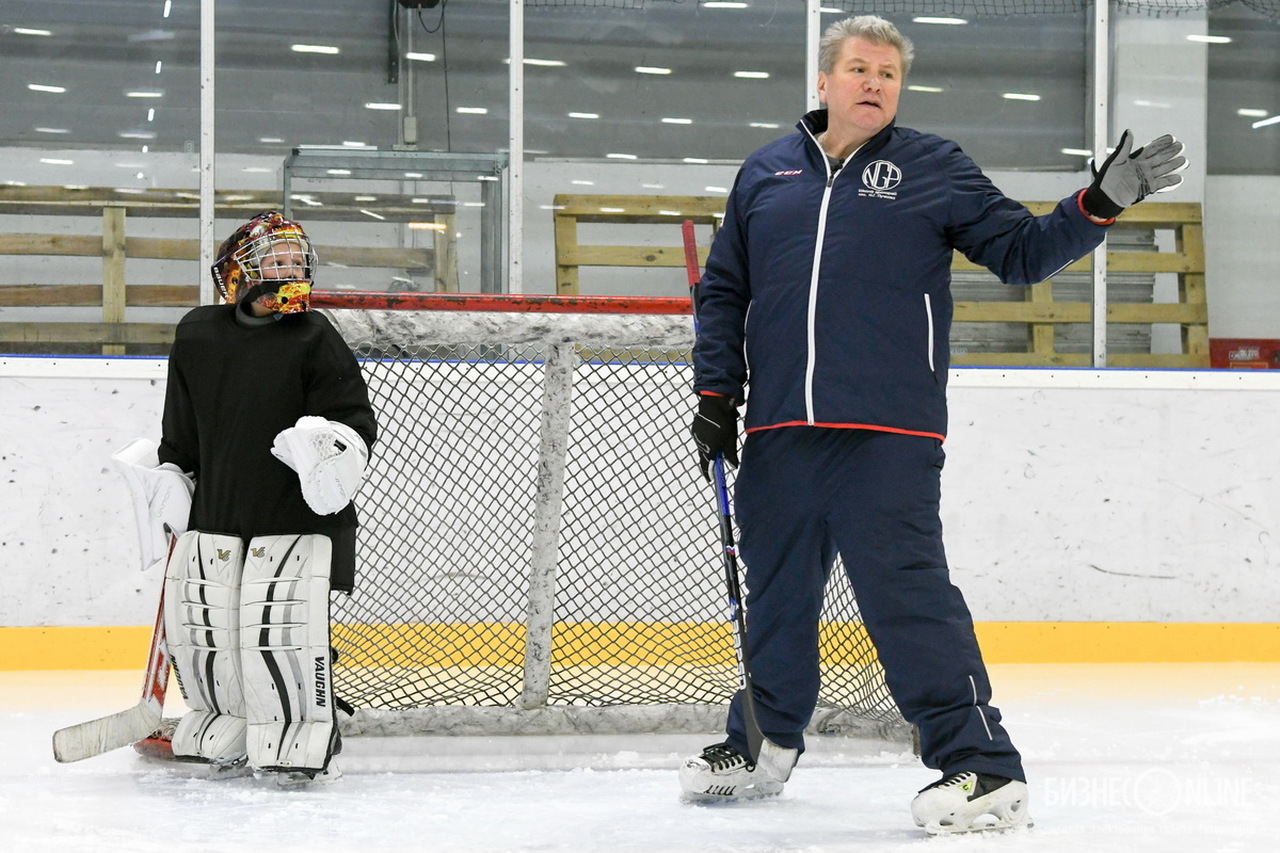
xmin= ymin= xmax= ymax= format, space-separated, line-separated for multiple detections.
xmin=690 ymin=394 xmax=740 ymax=482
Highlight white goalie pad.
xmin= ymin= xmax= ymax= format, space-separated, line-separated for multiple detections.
xmin=112 ymin=437 xmax=194 ymax=572
xmin=164 ymin=530 xmax=248 ymax=764
xmin=239 ymin=533 xmax=337 ymax=774
xmin=271 ymin=416 xmax=368 ymax=515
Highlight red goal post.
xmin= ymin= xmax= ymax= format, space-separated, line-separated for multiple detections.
xmin=315 ymin=290 xmax=906 ymax=742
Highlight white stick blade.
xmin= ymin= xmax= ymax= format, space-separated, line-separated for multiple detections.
xmin=52 ymin=703 xmax=161 ymax=763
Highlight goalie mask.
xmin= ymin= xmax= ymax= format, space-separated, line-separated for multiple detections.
xmin=212 ymin=211 xmax=317 ymax=314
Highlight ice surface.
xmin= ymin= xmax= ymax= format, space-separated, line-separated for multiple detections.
xmin=3 ymin=664 xmax=1276 ymax=852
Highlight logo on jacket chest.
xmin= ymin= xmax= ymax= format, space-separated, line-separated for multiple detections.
xmin=859 ymin=160 xmax=902 ymax=200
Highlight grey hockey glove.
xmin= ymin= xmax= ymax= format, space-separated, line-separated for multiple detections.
xmin=690 ymin=394 xmax=740 ymax=482
xmin=1082 ymin=129 xmax=1188 ymax=221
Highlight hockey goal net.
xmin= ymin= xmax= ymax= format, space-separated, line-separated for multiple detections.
xmin=316 ymin=291 xmax=906 ymax=741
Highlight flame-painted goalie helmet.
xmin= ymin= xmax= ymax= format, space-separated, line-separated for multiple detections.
xmin=211 ymin=211 xmax=317 ymax=314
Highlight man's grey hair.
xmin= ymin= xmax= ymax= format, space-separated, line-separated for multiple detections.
xmin=818 ymin=15 xmax=915 ymax=78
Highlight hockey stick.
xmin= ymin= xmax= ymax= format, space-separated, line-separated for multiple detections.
xmin=52 ymin=532 xmax=175 ymax=763
xmin=682 ymin=219 xmax=780 ymax=773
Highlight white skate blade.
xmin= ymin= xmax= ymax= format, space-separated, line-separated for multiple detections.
xmin=920 ymin=814 xmax=1034 ymax=835
xmin=679 ymin=780 xmax=783 ymax=805
xmin=270 ymin=762 xmax=343 ymax=788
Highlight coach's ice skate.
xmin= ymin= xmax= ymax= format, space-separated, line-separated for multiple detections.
xmin=679 ymin=742 xmax=794 ymax=803
xmin=910 ymin=771 xmax=1032 ymax=835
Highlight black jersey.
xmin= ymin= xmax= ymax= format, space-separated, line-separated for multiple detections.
xmin=158 ymin=304 xmax=377 ymax=591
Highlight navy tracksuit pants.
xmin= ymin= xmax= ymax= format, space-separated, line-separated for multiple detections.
xmin=723 ymin=426 xmax=1024 ymax=782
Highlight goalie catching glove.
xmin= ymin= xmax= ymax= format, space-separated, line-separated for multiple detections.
xmin=271 ymin=416 xmax=369 ymax=515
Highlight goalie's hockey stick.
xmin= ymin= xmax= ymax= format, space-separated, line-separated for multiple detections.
xmin=681 ymin=219 xmax=772 ymax=769
xmin=52 ymin=532 xmax=175 ymax=763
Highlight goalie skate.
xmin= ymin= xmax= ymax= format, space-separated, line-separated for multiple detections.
xmin=133 ymin=718 xmax=251 ymax=779
xmin=910 ymin=772 xmax=1032 ymax=835
xmin=679 ymin=742 xmax=792 ymax=803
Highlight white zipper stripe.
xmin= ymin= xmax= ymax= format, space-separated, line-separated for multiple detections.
xmin=804 ymin=187 xmax=833 ymax=425
xmin=970 ymin=675 xmax=994 ymax=740
xmin=924 ymin=293 xmax=935 ymax=373
xmin=802 ymin=131 xmax=865 ymax=426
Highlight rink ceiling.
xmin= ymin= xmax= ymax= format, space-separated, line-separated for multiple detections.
xmin=4 ymin=358 xmax=1280 ymax=667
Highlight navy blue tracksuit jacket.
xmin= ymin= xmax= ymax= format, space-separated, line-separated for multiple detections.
xmin=691 ymin=109 xmax=1111 ymax=780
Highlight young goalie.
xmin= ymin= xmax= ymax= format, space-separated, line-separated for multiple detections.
xmin=147 ymin=211 xmax=376 ymax=784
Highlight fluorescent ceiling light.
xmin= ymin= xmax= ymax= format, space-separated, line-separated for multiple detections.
xmin=327 ymin=169 xmax=353 ymax=175
xmin=749 ymin=122 xmax=780 ymax=129
xmin=1186 ymin=34 xmax=1232 ymax=44
xmin=404 ymin=172 xmax=424 ymax=178
xmin=571 ymin=180 xmax=595 ymax=186
xmin=118 ymin=130 xmax=156 ymax=139
xmin=408 ymin=222 xmax=447 ymax=231
xmin=164 ymin=0 xmax=172 ymax=17
xmin=147 ymin=108 xmax=155 ymax=122
xmin=1252 ymin=115 xmax=1280 ymax=129
xmin=365 ymin=102 xmax=402 ymax=110
xmin=354 ymin=196 xmax=377 ymax=202
xmin=360 ymin=209 xmax=387 ymax=221
xmin=662 ymin=117 xmax=693 ymax=125
xmin=635 ymin=66 xmax=672 ymax=75
xmin=1237 ymin=108 xmax=1269 ymax=117
xmin=28 ymin=84 xmax=67 ymax=93
xmin=734 ymin=71 xmax=770 ymax=79
xmin=406 ymin=52 xmax=436 ymax=62
xmin=600 ymin=207 xmax=626 ymax=213
xmin=1061 ymin=148 xmax=1093 ymax=157
xmin=35 ymin=127 xmax=70 ymax=134
xmin=509 ymin=57 xmax=566 ymax=67
xmin=292 ymin=44 xmax=340 ymax=54
xmin=568 ymin=112 xmax=599 ymax=120
xmin=1002 ymin=93 xmax=1041 ymax=102
xmin=913 ymin=16 xmax=967 ymax=25
xmin=39 ymin=158 xmax=74 ymax=165
xmin=642 ymin=183 xmax=665 ymax=189
xmin=14 ymin=27 xmax=53 ymax=36
xmin=1133 ymin=99 xmax=1171 ymax=108
xmin=606 ymin=153 xmax=638 ymax=160
xmin=704 ymin=2 xmax=748 ymax=7
xmin=706 ymin=186 xmax=729 ymax=193
xmin=242 ymin=167 xmax=274 ymax=173
xmin=682 ymin=158 xmax=709 ymax=164
xmin=154 ymin=61 xmax=162 ymax=73
xmin=126 ymin=90 xmax=164 ymax=98
xmin=456 ymin=107 xmax=489 ymax=115
xmin=342 ymin=141 xmax=372 ymax=147
xmin=909 ymin=85 xmax=944 ymax=93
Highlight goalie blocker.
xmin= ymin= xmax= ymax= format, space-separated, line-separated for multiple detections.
xmin=165 ymin=530 xmax=340 ymax=778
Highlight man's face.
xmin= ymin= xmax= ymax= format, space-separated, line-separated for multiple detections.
xmin=817 ymin=36 xmax=903 ymax=141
